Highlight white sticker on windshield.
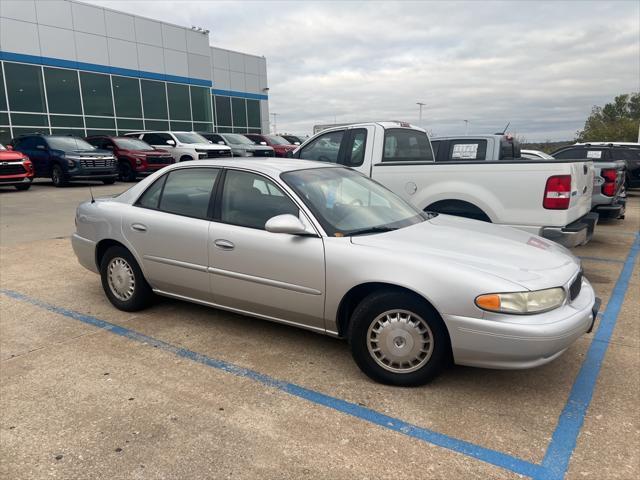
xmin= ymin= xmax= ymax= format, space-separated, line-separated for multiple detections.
xmin=451 ymin=143 xmax=479 ymax=159
xmin=586 ymin=150 xmax=602 ymax=159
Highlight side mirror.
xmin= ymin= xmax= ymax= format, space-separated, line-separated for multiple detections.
xmin=260 ymin=141 xmax=267 ymax=146
xmin=265 ymin=214 xmax=310 ymax=235
xmin=218 ymin=141 xmax=226 ymax=145
xmin=5 ymin=144 xmax=13 ymax=151
xmin=166 ymin=139 xmax=176 ymax=146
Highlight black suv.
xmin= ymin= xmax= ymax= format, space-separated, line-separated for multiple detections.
xmin=552 ymin=143 xmax=640 ymax=189
xmin=10 ymin=134 xmax=118 ymax=187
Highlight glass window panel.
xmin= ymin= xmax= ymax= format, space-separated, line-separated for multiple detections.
xmin=87 ymin=129 xmax=117 ymax=137
xmin=4 ymin=63 xmax=46 ymax=113
xmin=11 ymin=127 xmax=50 ymax=137
xmin=85 ymin=117 xmax=116 ymax=129
xmin=51 ymin=128 xmax=85 ymax=136
xmin=80 ymin=72 xmax=114 ymax=117
xmin=248 ymin=128 xmax=262 ymax=134
xmin=232 ymin=127 xmax=248 ymax=134
xmin=10 ymin=113 xmax=49 ymax=127
xmin=217 ymin=126 xmax=232 ymax=133
xmin=159 ymin=168 xmax=220 ymax=218
xmin=0 ymin=127 xmax=11 ymax=145
xmin=0 ymin=65 xmax=6 ymax=111
xmin=190 ymin=86 xmax=212 ymax=122
xmin=246 ymin=100 xmax=261 ymax=128
xmin=214 ymin=96 xmax=232 ymax=126
xmin=50 ymin=115 xmax=84 ymax=128
xmin=167 ymin=83 xmax=191 ymax=121
xmin=141 ymin=80 xmax=168 ymax=119
xmin=193 ymin=122 xmax=213 ymax=132
xmin=231 ymin=98 xmax=247 ymax=127
xmin=112 ymin=76 xmax=142 ymax=118
xmin=0 ymin=112 xmax=9 ymax=125
xmin=43 ymin=67 xmax=82 ymax=114
xmin=145 ymin=120 xmax=170 ymax=130
xmin=116 ymin=118 xmax=143 ymax=130
xmin=170 ymin=121 xmax=192 ymax=131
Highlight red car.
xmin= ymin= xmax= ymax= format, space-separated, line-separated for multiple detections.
xmin=243 ymin=134 xmax=297 ymax=158
xmin=0 ymin=143 xmax=34 ymax=190
xmin=85 ymin=136 xmax=174 ymax=182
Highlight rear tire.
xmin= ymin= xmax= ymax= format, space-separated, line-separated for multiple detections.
xmin=348 ymin=291 xmax=450 ymax=386
xmin=102 ymin=178 xmax=116 ymax=185
xmin=14 ymin=183 xmax=31 ymax=191
xmin=100 ymin=246 xmax=154 ymax=311
xmin=51 ymin=164 xmax=68 ymax=187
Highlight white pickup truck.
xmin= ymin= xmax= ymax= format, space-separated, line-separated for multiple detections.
xmin=292 ymin=122 xmax=598 ymax=247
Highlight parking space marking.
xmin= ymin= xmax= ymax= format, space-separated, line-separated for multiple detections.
xmin=1 ymin=232 xmax=637 ymax=479
xmin=538 ymin=232 xmax=639 ymax=480
xmin=577 ymin=255 xmax=624 ymax=264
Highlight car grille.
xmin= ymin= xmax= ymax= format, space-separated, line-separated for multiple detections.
xmin=210 ymin=150 xmax=232 ymax=158
xmin=569 ymin=271 xmax=582 ymax=301
xmin=0 ymin=163 xmax=26 ymax=175
xmin=253 ymin=150 xmax=275 ymax=157
xmin=79 ymin=158 xmax=116 ymax=168
xmin=147 ymin=156 xmax=173 ymax=165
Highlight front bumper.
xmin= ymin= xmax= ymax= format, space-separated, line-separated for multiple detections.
xmin=445 ymin=278 xmax=598 ymax=369
xmin=541 ymin=212 xmax=599 ymax=247
xmin=0 ymin=176 xmax=33 ymax=186
xmin=71 ymin=233 xmax=98 ymax=273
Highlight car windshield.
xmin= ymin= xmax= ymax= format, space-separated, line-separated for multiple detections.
xmin=173 ymin=132 xmax=210 ymax=144
xmin=266 ymin=135 xmax=292 ymax=145
xmin=46 ymin=136 xmax=95 ymax=151
xmin=223 ymin=134 xmax=254 ymax=145
xmin=114 ymin=138 xmax=153 ymax=150
xmin=282 ymin=167 xmax=429 ymax=236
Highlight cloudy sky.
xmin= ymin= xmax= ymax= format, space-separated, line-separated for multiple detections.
xmin=89 ymin=0 xmax=639 ymax=141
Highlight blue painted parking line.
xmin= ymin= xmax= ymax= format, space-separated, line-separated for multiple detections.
xmin=577 ymin=255 xmax=624 ymax=264
xmin=1 ymin=232 xmax=637 ymax=479
xmin=537 ymin=232 xmax=639 ymax=480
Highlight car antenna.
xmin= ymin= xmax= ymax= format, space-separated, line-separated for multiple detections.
xmin=501 ymin=122 xmax=510 ymax=135
xmin=90 ymin=186 xmax=95 ymax=204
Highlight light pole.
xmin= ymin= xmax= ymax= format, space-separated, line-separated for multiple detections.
xmin=416 ymin=102 xmax=426 ymax=125
xmin=464 ymin=119 xmax=469 ymax=135
xmin=271 ymin=113 xmax=278 ymax=134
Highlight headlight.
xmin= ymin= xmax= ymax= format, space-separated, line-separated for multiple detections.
xmin=67 ymin=158 xmax=75 ymax=167
xmin=475 ymin=287 xmax=566 ymax=314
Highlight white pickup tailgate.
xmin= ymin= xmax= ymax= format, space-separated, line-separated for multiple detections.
xmin=567 ymin=161 xmax=594 ymax=221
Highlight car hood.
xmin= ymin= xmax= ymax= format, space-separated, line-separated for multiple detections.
xmin=65 ymin=149 xmax=114 ymax=157
xmin=185 ymin=143 xmax=230 ymax=150
xmin=0 ymin=151 xmax=27 ymax=161
xmin=350 ymin=214 xmax=579 ymax=291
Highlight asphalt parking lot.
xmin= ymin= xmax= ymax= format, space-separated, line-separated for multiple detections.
xmin=1 ymin=180 xmax=638 ymax=480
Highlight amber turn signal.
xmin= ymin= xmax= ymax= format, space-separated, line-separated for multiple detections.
xmin=475 ymin=294 xmax=501 ymax=311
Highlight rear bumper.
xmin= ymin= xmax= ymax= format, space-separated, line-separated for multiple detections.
xmin=592 ymin=195 xmax=626 ymax=219
xmin=541 ymin=212 xmax=599 ymax=247
xmin=445 ymin=279 xmax=598 ymax=369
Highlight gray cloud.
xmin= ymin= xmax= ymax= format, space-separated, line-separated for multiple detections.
xmin=89 ymin=0 xmax=639 ymax=141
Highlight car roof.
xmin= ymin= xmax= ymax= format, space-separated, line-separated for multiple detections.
xmin=574 ymin=142 xmax=640 ymax=148
xmin=166 ymin=157 xmax=337 ymax=176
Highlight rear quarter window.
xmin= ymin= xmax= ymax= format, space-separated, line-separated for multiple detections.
xmin=440 ymin=140 xmax=487 ymax=161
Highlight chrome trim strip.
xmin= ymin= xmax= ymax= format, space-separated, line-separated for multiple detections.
xmin=153 ymin=289 xmax=327 ymax=334
xmin=207 ymin=266 xmax=322 ymax=295
xmin=143 ymin=255 xmax=208 ymax=273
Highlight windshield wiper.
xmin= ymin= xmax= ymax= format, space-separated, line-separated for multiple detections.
xmin=348 ymin=226 xmax=398 ymax=236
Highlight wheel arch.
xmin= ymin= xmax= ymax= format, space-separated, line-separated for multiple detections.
xmin=335 ymin=282 xmax=452 ymax=350
xmin=425 ymin=199 xmax=492 ymax=222
xmin=95 ymin=238 xmax=130 ymax=271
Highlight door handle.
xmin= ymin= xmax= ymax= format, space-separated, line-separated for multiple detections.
xmin=214 ymin=239 xmax=235 ymax=250
xmin=131 ymin=223 xmax=147 ymax=232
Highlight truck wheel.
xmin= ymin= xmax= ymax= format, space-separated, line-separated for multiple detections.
xmin=348 ymin=290 xmax=450 ymax=386
xmin=119 ymin=161 xmax=137 ymax=182
xmin=100 ymin=246 xmax=154 ymax=311
xmin=102 ymin=178 xmax=116 ymax=185
xmin=180 ymin=155 xmax=194 ymax=162
xmin=51 ymin=164 xmax=69 ymax=187
xmin=14 ymin=183 xmax=31 ymax=191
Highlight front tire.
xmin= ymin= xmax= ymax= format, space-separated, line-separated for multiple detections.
xmin=102 ymin=178 xmax=116 ymax=185
xmin=14 ymin=183 xmax=31 ymax=191
xmin=51 ymin=164 xmax=68 ymax=187
xmin=100 ymin=246 xmax=154 ymax=311
xmin=348 ymin=291 xmax=450 ymax=386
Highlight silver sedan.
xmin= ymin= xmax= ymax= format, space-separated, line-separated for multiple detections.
xmin=72 ymin=159 xmax=599 ymax=386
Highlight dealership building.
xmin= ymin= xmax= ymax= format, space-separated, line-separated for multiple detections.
xmin=0 ymin=0 xmax=270 ymax=145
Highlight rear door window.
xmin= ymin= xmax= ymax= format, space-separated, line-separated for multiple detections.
xmin=344 ymin=129 xmax=367 ymax=167
xmin=382 ymin=129 xmax=433 ymax=162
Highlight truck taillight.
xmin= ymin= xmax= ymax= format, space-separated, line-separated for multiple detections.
xmin=543 ymin=175 xmax=571 ymax=210
xmin=601 ymin=168 xmax=617 ymax=197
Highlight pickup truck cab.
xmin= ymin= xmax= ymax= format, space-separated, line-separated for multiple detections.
xmin=293 ymin=122 xmax=597 ymax=247
xmin=85 ymin=136 xmax=174 ymax=182
xmin=125 ymin=131 xmax=231 ymax=162
xmin=10 ymin=134 xmax=117 ymax=187
xmin=552 ymin=144 xmax=627 ymax=219
xmin=0 ymin=143 xmax=34 ymax=190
